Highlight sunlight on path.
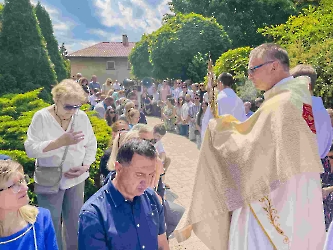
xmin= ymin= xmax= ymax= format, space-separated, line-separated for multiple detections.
xmin=147 ymin=117 xmax=209 ymax=250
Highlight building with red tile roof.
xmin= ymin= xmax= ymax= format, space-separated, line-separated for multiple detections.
xmin=67 ymin=35 xmax=136 ymax=84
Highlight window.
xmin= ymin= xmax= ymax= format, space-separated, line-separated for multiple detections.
xmin=106 ymin=61 xmax=115 ymax=70
xmin=127 ymin=61 xmax=132 ymax=70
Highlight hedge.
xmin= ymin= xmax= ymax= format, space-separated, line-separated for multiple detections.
xmin=0 ymin=89 xmax=111 ymax=204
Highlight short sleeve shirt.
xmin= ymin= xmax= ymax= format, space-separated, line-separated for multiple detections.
xmin=78 ymin=178 xmax=166 ymax=250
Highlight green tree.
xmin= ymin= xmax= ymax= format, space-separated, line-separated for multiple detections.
xmin=0 ymin=0 xmax=57 ymax=95
xmin=59 ymin=43 xmax=71 ymax=78
xmin=169 ymin=0 xmax=297 ymax=48
xmin=35 ymin=2 xmax=68 ymax=82
xmin=259 ymin=0 xmax=333 ymax=107
xmin=213 ymin=47 xmax=252 ymax=84
xmin=187 ymin=52 xmax=208 ymax=83
xmin=149 ymin=13 xmax=231 ymax=79
xmin=129 ymin=34 xmax=154 ymax=79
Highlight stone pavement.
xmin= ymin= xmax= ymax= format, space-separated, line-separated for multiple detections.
xmin=147 ymin=116 xmax=209 ymax=250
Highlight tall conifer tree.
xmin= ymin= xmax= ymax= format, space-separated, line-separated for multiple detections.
xmin=35 ymin=2 xmax=68 ymax=82
xmin=0 ymin=0 xmax=57 ymax=93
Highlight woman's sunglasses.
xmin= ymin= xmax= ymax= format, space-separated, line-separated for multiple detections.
xmin=63 ymin=104 xmax=82 ymax=110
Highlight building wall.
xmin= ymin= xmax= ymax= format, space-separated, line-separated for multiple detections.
xmin=69 ymin=57 xmax=131 ymax=84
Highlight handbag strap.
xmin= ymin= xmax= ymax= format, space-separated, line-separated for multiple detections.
xmin=59 ymin=113 xmax=77 ymax=168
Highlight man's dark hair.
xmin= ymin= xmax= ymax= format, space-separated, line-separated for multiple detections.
xmin=218 ymin=72 xmax=234 ymax=87
xmin=153 ymin=124 xmax=167 ymax=136
xmin=116 ymin=139 xmax=157 ymax=165
xmin=290 ymin=64 xmax=317 ymax=90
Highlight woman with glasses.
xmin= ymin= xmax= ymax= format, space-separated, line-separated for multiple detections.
xmin=24 ymin=79 xmax=97 ymax=250
xmin=105 ymin=106 xmax=117 ymax=127
xmin=0 ymin=160 xmax=58 ymax=249
xmin=99 ymin=120 xmax=129 ymax=185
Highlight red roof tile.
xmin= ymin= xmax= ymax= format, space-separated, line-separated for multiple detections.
xmin=67 ymin=42 xmax=136 ymax=58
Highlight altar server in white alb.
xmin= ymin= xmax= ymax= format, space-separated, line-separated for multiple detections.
xmin=201 ymin=72 xmax=246 ymax=142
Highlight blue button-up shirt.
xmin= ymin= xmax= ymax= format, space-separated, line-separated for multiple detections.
xmin=78 ymin=178 xmax=166 ymax=250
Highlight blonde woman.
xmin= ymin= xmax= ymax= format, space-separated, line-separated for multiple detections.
xmin=0 ymin=160 xmax=58 ymax=249
xmin=99 ymin=120 xmax=130 ymax=183
xmin=126 ymin=108 xmax=140 ymax=129
xmin=107 ymin=125 xmax=162 ymax=188
xmin=102 ymin=78 xmax=113 ymax=95
xmin=118 ymin=101 xmax=135 ymax=122
xmin=24 ymin=79 xmax=97 ymax=250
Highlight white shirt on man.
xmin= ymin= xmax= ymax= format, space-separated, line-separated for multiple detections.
xmin=24 ymin=108 xmax=97 ymax=190
xmin=89 ymin=94 xmax=98 ymax=107
xmin=172 ymin=87 xmax=182 ymax=100
xmin=201 ymin=87 xmax=246 ymax=141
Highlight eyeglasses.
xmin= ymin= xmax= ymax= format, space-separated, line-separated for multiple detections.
xmin=109 ymin=111 xmax=116 ymax=114
xmin=0 ymin=174 xmax=30 ymax=193
xmin=63 ymin=104 xmax=82 ymax=110
xmin=248 ymin=61 xmax=275 ymax=75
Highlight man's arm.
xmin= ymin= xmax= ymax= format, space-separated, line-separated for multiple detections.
xmin=158 ymin=233 xmax=170 ymax=250
xmin=78 ymin=211 xmax=108 ymax=250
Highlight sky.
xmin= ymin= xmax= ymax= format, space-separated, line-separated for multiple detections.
xmin=0 ymin=0 xmax=171 ymax=53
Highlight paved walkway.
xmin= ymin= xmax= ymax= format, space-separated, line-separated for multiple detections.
xmin=147 ymin=116 xmax=209 ymax=250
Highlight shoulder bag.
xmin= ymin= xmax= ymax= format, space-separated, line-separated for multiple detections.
xmin=34 ymin=114 xmax=76 ymax=194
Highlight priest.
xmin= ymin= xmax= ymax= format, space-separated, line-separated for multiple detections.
xmin=175 ymin=43 xmax=326 ymax=249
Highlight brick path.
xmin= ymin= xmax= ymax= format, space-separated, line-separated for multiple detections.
xmin=147 ymin=116 xmax=209 ymax=250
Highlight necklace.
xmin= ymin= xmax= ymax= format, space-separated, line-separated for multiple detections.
xmin=54 ymin=105 xmax=72 ymax=128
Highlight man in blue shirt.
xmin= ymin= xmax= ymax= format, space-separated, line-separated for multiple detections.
xmin=78 ymin=139 xmax=170 ymax=250
xmin=244 ymin=101 xmax=254 ymax=118
xmin=89 ymin=75 xmax=101 ymax=91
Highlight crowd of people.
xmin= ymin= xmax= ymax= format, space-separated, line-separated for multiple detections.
xmin=2 ymin=42 xmax=333 ymax=250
